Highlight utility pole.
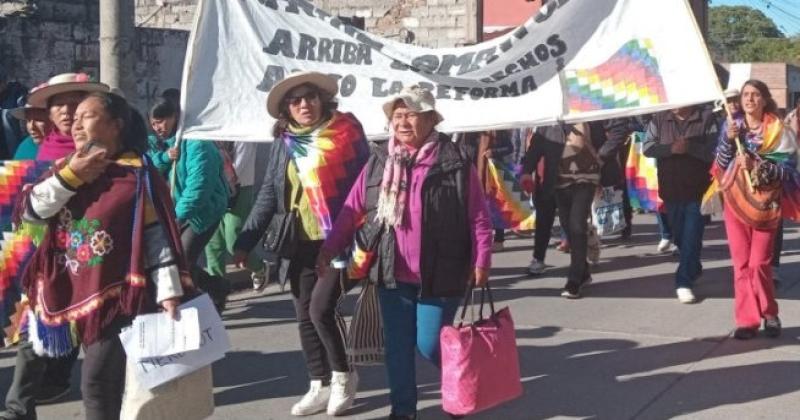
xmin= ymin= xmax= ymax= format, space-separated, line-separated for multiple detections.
xmin=99 ymin=0 xmax=136 ymax=97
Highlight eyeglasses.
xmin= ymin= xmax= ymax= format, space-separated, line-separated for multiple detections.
xmin=285 ymin=91 xmax=320 ymax=106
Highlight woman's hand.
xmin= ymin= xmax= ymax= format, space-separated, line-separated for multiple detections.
xmin=315 ymin=248 xmax=335 ymax=279
xmin=473 ymin=267 xmax=489 ymax=287
xmin=161 ymin=297 xmax=181 ymax=320
xmin=735 ymin=153 xmax=753 ymax=172
xmin=483 ymin=149 xmax=493 ymax=158
xmin=726 ymin=121 xmax=740 ymax=142
xmin=520 ymin=174 xmax=535 ymax=194
xmin=670 ymin=137 xmax=688 ymax=155
xmin=167 ymin=148 xmax=180 ymax=161
xmin=232 ymin=250 xmax=248 ymax=269
xmin=68 ymin=148 xmax=109 ymax=184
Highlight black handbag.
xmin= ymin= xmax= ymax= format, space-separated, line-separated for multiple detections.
xmin=264 ymin=176 xmax=303 ymax=258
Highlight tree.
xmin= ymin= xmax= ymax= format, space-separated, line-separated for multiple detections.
xmin=708 ymin=5 xmax=800 ymax=64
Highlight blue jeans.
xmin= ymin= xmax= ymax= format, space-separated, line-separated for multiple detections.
xmin=656 ymin=211 xmax=672 ymax=241
xmin=378 ymin=282 xmax=460 ymax=416
xmin=665 ymin=201 xmax=704 ymax=288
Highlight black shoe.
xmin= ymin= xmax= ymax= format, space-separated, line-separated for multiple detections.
xmin=764 ymin=317 xmax=781 ymax=338
xmin=35 ymin=383 xmax=70 ymax=404
xmin=733 ymin=327 xmax=758 ymax=340
xmin=619 ymin=226 xmax=632 ymax=240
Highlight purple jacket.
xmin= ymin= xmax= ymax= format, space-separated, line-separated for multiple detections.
xmin=323 ymin=142 xmax=493 ymax=284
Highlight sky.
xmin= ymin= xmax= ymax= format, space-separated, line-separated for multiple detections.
xmin=713 ymin=0 xmax=800 ymax=36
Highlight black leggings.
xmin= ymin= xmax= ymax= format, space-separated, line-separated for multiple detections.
xmin=180 ymin=222 xmax=228 ymax=298
xmin=81 ymin=335 xmax=126 ymax=420
xmin=556 ymin=183 xmax=596 ymax=287
xmin=288 ymin=241 xmax=351 ymax=381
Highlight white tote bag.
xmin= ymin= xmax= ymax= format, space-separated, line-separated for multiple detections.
xmin=592 ymin=186 xmax=628 ymax=236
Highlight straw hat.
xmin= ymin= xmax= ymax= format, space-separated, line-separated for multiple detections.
xmin=382 ymin=85 xmax=444 ymax=124
xmin=9 ymin=104 xmax=48 ymax=121
xmin=26 ymin=73 xmax=109 ymax=108
xmin=724 ymin=88 xmax=740 ymax=99
xmin=266 ymin=71 xmax=338 ymax=118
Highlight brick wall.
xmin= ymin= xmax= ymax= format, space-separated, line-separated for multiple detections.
xmin=0 ymin=0 xmax=187 ymax=112
xmin=317 ymin=0 xmax=476 ymax=47
xmin=132 ymin=0 xmax=476 ymax=47
xmin=135 ymin=0 xmax=196 ymax=31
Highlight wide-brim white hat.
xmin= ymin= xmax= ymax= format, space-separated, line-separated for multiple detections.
xmin=266 ymin=71 xmax=339 ymax=118
xmin=382 ymin=85 xmax=444 ymax=124
xmin=724 ymin=88 xmax=740 ymax=99
xmin=27 ymin=73 xmax=109 ymax=108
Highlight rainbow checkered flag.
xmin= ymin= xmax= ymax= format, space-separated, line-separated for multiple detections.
xmin=565 ymin=39 xmax=667 ymax=113
xmin=486 ymin=159 xmax=535 ymax=231
xmin=0 ymin=160 xmax=51 ymax=229
xmin=0 ymin=160 xmax=50 ymax=343
xmin=625 ymin=132 xmax=663 ymax=212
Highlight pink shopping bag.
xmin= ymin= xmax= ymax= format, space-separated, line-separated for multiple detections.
xmin=440 ymin=285 xmax=523 ymax=415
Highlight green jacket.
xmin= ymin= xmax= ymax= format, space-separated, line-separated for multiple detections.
xmin=13 ymin=136 xmax=39 ymax=160
xmin=146 ymin=134 xmax=174 ymax=176
xmin=170 ymin=139 xmax=229 ymax=234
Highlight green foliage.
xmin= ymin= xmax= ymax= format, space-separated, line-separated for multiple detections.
xmin=708 ymin=5 xmax=800 ymax=64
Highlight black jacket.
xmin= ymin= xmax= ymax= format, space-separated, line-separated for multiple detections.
xmin=522 ymin=120 xmax=632 ymax=192
xmin=642 ymin=107 xmax=717 ymax=202
xmin=457 ymin=130 xmax=515 ymax=165
xmin=359 ymin=134 xmax=473 ymax=298
xmin=591 ymin=119 xmax=634 ymax=187
xmin=235 ymin=138 xmax=292 ymax=254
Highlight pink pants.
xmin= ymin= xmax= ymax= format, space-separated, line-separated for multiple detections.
xmin=723 ymin=205 xmax=779 ymax=328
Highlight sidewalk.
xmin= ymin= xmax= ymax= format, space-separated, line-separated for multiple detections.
xmin=3 ymin=213 xmax=798 ymax=419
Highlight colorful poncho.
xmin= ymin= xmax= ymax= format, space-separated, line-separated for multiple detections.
xmin=20 ymin=155 xmax=191 ymax=356
xmin=283 ymin=111 xmax=370 ymax=237
xmin=703 ymin=113 xmax=800 ymax=221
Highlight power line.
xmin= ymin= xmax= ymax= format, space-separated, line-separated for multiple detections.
xmin=760 ymin=0 xmax=800 ymax=33
xmin=714 ymin=0 xmax=800 ymax=35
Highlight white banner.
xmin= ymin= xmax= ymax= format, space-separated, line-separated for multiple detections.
xmin=179 ymin=0 xmax=722 ymax=142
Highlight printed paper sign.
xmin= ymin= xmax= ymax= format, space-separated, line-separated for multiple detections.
xmin=120 ymin=307 xmax=201 ymax=359
xmin=120 ymin=294 xmax=230 ymax=390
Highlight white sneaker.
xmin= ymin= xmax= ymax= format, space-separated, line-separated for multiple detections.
xmin=527 ymin=259 xmax=546 ymax=275
xmin=251 ymin=269 xmax=267 ymax=291
xmin=491 ymin=242 xmax=505 ymax=252
xmin=327 ymin=370 xmax=358 ymax=415
xmin=657 ymin=239 xmax=672 ymax=253
xmin=676 ymin=287 xmax=696 ymax=304
xmin=291 ymin=380 xmax=330 ymax=416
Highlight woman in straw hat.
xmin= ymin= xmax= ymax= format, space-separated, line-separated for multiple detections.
xmin=318 ymin=85 xmax=493 ymax=419
xmin=9 ymin=105 xmax=50 ymax=160
xmin=16 ymin=92 xmax=189 ymax=419
xmin=233 ymin=71 xmax=369 ymax=416
xmin=26 ymin=73 xmax=109 ymax=162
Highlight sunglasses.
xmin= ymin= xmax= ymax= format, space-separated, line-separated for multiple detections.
xmin=285 ymin=91 xmax=320 ymax=106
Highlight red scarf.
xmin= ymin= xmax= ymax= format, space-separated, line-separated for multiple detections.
xmin=22 ymin=155 xmax=191 ymax=356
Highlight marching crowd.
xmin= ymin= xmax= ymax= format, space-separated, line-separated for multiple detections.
xmin=0 ymin=62 xmax=796 ymax=419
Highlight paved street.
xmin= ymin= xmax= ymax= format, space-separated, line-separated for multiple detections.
xmin=2 ymin=213 xmax=799 ymax=419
